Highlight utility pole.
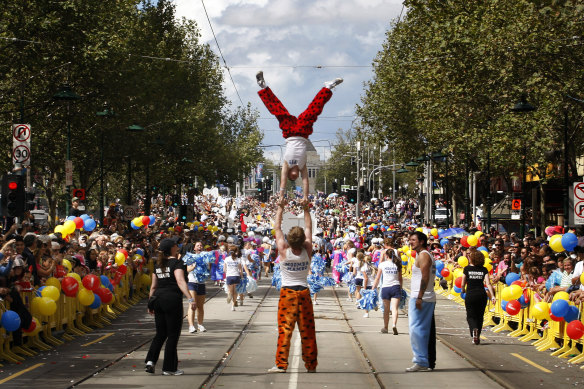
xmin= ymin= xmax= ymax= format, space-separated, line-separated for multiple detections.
xmin=356 ymin=141 xmax=361 ymax=217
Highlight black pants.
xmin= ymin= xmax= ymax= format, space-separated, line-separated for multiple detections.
xmin=464 ymin=291 xmax=487 ymax=337
xmin=145 ymin=294 xmax=183 ymax=372
xmin=428 ymin=312 xmax=436 ymax=370
xmin=9 ymin=288 xmax=32 ymax=346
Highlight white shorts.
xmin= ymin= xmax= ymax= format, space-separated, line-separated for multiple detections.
xmin=284 ymin=136 xmax=308 ymax=169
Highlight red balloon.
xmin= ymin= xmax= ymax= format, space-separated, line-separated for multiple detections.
xmin=95 ymin=287 xmax=113 ymax=304
xmin=506 ymin=300 xmax=521 ymax=316
xmin=73 ymin=217 xmax=84 ymax=229
xmin=54 ymin=265 xmax=67 ymax=278
xmin=411 ymin=250 xmax=417 ymax=258
xmin=112 ymin=272 xmax=123 ymax=285
xmin=22 ymin=318 xmax=37 ymax=333
xmin=441 ymin=268 xmax=450 ymax=278
xmin=454 ymin=277 xmax=463 ymax=288
xmin=82 ymin=274 xmax=101 ymax=292
xmin=550 ymin=313 xmax=564 ymax=322
xmin=119 ymin=249 xmax=129 ymax=259
xmin=118 ymin=264 xmax=128 ymax=275
xmin=62 ymin=276 xmax=79 ymax=297
xmin=460 ymin=236 xmax=469 ymax=248
xmin=567 ymin=320 xmax=584 ymax=340
xmin=141 ymin=216 xmax=150 ymax=226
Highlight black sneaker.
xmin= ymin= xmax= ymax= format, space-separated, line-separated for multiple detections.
xmin=145 ymin=364 xmax=155 ymax=374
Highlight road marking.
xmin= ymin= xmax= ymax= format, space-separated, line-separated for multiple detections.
xmin=288 ymin=333 xmax=301 ymax=389
xmin=0 ymin=363 xmax=44 ymax=385
xmin=82 ymin=332 xmax=114 ymax=347
xmin=511 ymin=353 xmax=552 ymax=373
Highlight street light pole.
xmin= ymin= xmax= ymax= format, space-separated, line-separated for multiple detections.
xmin=356 ymin=142 xmax=361 ymax=217
xmin=96 ymin=105 xmax=115 ymax=224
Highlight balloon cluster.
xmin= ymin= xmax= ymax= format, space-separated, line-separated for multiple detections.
xmin=548 ymin=232 xmax=578 ymax=253
xmin=131 ymin=215 xmax=155 ymax=230
xmin=54 ymin=214 xmax=97 ymax=238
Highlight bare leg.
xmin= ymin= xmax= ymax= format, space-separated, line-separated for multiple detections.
xmin=383 ymin=299 xmax=390 ymax=330
xmin=390 ymin=297 xmax=400 ymax=331
xmin=280 ymin=161 xmax=289 ymax=196
xmin=195 ymin=294 xmax=205 ymax=326
xmin=188 ymin=290 xmax=196 ymax=327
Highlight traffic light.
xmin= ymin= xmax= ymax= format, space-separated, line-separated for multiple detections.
xmin=172 ymin=195 xmax=180 ymax=207
xmin=347 ymin=189 xmax=357 ymax=203
xmin=332 ymin=181 xmax=338 ymax=193
xmin=1 ymin=175 xmax=25 ymax=218
xmin=179 ymin=204 xmax=187 ymax=221
xmin=25 ymin=191 xmax=35 ymax=211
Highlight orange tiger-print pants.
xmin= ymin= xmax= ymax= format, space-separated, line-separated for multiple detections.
xmin=275 ymin=287 xmax=318 ymax=370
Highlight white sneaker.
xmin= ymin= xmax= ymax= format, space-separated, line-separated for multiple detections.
xmin=363 ymin=312 xmax=369 ymax=318
xmin=231 ymin=305 xmax=235 ymax=311
xmin=314 ymin=300 xmax=319 ymax=305
xmin=162 ymin=369 xmax=184 ymax=376
xmin=267 ymin=365 xmax=286 ymax=373
xmin=256 ymin=71 xmax=267 ymax=89
xmin=324 ymin=78 xmax=343 ymax=90
xmin=188 ymin=325 xmax=196 ymax=333
xmin=405 ymin=364 xmax=431 ymax=372
xmin=198 ymin=324 xmax=207 ymax=332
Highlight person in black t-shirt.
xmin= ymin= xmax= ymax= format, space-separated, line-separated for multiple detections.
xmin=144 ymin=238 xmax=196 ymax=376
xmin=460 ymin=250 xmax=496 ymax=345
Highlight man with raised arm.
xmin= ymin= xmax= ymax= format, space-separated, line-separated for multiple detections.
xmin=267 ymin=197 xmax=317 ymax=374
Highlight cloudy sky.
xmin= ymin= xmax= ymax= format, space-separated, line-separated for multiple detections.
xmin=173 ymin=0 xmax=404 ymax=161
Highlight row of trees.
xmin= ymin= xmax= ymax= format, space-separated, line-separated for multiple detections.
xmin=353 ymin=0 xmax=584 ymax=220
xmin=0 ymin=0 xmax=263 ymax=224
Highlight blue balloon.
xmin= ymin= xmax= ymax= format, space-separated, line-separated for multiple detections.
xmin=564 ymin=305 xmax=580 ymax=323
xmin=80 ymin=214 xmax=91 ymax=221
xmin=460 ymin=292 xmax=466 ymax=300
xmin=1 ymin=310 xmax=21 ymax=332
xmin=149 ymin=215 xmax=156 ymax=225
xmin=107 ymin=283 xmax=114 ymax=293
xmin=435 ymin=270 xmax=443 ymax=279
xmin=130 ymin=221 xmax=140 ymax=230
xmin=453 ymin=286 xmax=462 ymax=294
xmin=84 ymin=218 xmax=96 ymax=232
xmin=66 ymin=216 xmax=76 ymax=221
xmin=90 ymin=294 xmax=102 ymax=309
xmin=505 ymin=273 xmax=520 ymax=286
xmin=136 ymin=248 xmax=144 ymax=257
xmin=440 ymin=238 xmax=449 ymax=247
xmin=35 ymin=286 xmax=45 ymax=297
xmin=477 ymin=246 xmax=488 ymax=252
xmin=551 ymin=299 xmax=570 ymax=318
xmin=435 ymin=260 xmax=445 ymax=272
xmin=518 ymin=294 xmax=529 ymax=308
xmin=100 ymin=275 xmax=111 ymax=286
xmin=501 ymin=300 xmax=508 ymax=311
xmin=561 ymin=233 xmax=578 ymax=252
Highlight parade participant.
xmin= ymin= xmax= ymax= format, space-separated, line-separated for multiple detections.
xmin=211 ymin=236 xmax=226 ymax=286
xmin=345 ymin=240 xmax=356 ymax=301
xmin=360 ymin=254 xmax=375 ymax=318
xmin=460 ymin=250 xmax=496 ymax=345
xmin=353 ymin=252 xmax=366 ymax=303
xmin=224 ymin=245 xmax=243 ymax=311
xmin=372 ymin=238 xmax=402 ymax=334
xmin=145 ymin=238 xmax=196 ymax=376
xmin=268 ymin=197 xmax=316 ymax=374
xmin=185 ymin=241 xmax=207 ymax=333
xmin=256 ymin=70 xmax=342 ymax=201
xmin=261 ymin=236 xmax=273 ymax=278
xmin=406 ymin=231 xmax=436 ymax=372
xmin=331 ymin=240 xmax=344 ymax=285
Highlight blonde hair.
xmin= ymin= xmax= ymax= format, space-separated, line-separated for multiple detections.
xmin=356 ymin=252 xmax=365 ymax=268
xmin=287 ymin=226 xmax=305 ymax=250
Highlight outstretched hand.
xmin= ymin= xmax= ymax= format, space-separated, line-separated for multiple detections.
xmin=299 ymin=198 xmax=311 ymax=209
xmin=277 ymin=196 xmax=288 ymax=208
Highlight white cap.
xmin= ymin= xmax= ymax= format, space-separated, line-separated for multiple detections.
xmin=217 ymin=235 xmax=226 ymax=242
xmin=227 ymin=237 xmax=234 ymax=244
xmin=248 ymin=231 xmax=255 ymax=237
xmin=262 ymin=237 xmax=270 ymax=243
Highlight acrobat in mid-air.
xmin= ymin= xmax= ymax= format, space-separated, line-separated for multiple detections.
xmin=256 ymin=71 xmax=342 ymax=203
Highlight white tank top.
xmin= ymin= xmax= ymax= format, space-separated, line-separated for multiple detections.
xmin=224 ymin=256 xmax=241 ymax=277
xmin=280 ymin=247 xmax=310 ymax=287
xmin=284 ymin=136 xmax=308 ymax=169
xmin=410 ymin=250 xmax=436 ymax=302
xmin=379 ymin=260 xmax=400 ymax=288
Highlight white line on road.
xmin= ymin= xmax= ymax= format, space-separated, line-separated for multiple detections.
xmin=288 ymin=333 xmax=301 ymax=389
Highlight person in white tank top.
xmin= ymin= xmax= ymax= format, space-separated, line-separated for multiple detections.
xmin=268 ymin=197 xmax=317 ymax=374
xmin=372 ymin=238 xmax=402 ymax=335
xmin=406 ymin=231 xmax=436 ymax=373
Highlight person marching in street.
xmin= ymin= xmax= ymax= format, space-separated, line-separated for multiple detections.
xmin=224 ymin=244 xmax=244 ymax=311
xmin=359 ymin=254 xmax=376 ymax=318
xmin=268 ymin=197 xmax=317 ymax=374
xmin=406 ymin=231 xmax=437 ymax=372
xmin=353 ymin=252 xmax=366 ymax=304
xmin=372 ymin=238 xmax=402 ymax=334
xmin=460 ymin=250 xmax=496 ymax=345
xmin=145 ymin=238 xmax=196 ymax=376
xmin=256 ymin=71 xmax=342 ymax=201
xmin=186 ymin=241 xmax=207 ymax=333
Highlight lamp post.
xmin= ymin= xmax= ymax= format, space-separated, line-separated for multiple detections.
xmin=126 ymin=125 xmax=145 ymax=205
xmin=53 ymin=84 xmax=80 ymax=216
xmin=96 ymin=104 xmax=115 ymax=224
xmin=511 ymin=94 xmax=536 ymax=238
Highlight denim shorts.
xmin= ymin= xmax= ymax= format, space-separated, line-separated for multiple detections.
xmin=381 ymin=285 xmax=401 ymax=300
xmin=187 ymin=282 xmax=206 ymax=295
xmin=226 ymin=276 xmax=241 ymax=286
xmin=355 ymin=278 xmax=363 ymax=287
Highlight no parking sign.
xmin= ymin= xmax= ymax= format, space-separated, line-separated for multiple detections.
xmin=12 ymin=124 xmax=31 ymax=166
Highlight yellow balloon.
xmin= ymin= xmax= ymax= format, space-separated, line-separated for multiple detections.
xmin=193 ymin=221 xmax=200 ymax=226
xmin=38 ymin=297 xmax=57 ymax=316
xmin=78 ymin=289 xmax=95 ymax=306
xmin=467 ymin=235 xmax=478 ymax=247
xmin=132 ymin=254 xmax=143 ymax=261
xmin=54 ymin=225 xmax=65 ymax=234
xmin=63 ymin=220 xmax=76 ymax=235
xmin=256 ymin=215 xmax=262 ymax=221
xmin=444 ymin=271 xmax=453 ymax=281
xmin=41 ymin=285 xmax=60 ymax=302
xmin=141 ymin=273 xmax=151 ymax=286
xmin=453 ymin=268 xmax=464 ymax=279
xmin=416 ymin=227 xmax=423 ymax=232
xmin=401 ymin=254 xmax=408 ymax=262
xmin=549 ymin=234 xmax=565 ymax=253
xmin=475 ymin=231 xmax=484 ymax=238
xmin=482 ymin=250 xmax=490 ymax=259
xmin=509 ymin=284 xmax=523 ymax=300
xmin=501 ymin=287 xmax=511 ymax=301
xmin=67 ymin=272 xmax=82 ymax=283
xmin=430 ymin=228 xmax=438 ymax=236
xmin=484 ymin=257 xmax=491 ymax=265
xmin=168 ymin=227 xmax=175 ymax=232
xmin=133 ymin=217 xmax=143 ymax=227
xmin=271 ymin=229 xmax=276 ymax=236
xmin=458 ymin=256 xmax=469 ymax=267
xmin=358 ymin=222 xmax=363 ymax=227
xmin=580 ymin=273 xmax=584 ymax=285
xmin=553 ymin=291 xmax=570 ymax=301
xmin=485 ymin=263 xmax=493 ymax=272
xmin=532 ymin=302 xmax=550 ymax=321
xmin=45 ymin=277 xmax=61 ymax=291
xmin=115 ymin=251 xmax=126 ymax=265
xmin=62 ymin=258 xmax=72 ymax=272
xmin=31 ymin=297 xmax=42 ymax=316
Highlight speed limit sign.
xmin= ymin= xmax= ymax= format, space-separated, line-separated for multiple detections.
xmin=12 ymin=124 xmax=31 ymax=166
xmin=122 ymin=205 xmax=138 ymax=221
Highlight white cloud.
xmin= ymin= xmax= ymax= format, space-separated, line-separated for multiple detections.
xmin=173 ymin=0 xmax=404 ymax=149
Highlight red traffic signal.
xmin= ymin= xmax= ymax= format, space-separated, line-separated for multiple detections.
xmin=511 ymin=199 xmax=521 ymax=210
xmin=8 ymin=182 xmax=17 ymax=190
